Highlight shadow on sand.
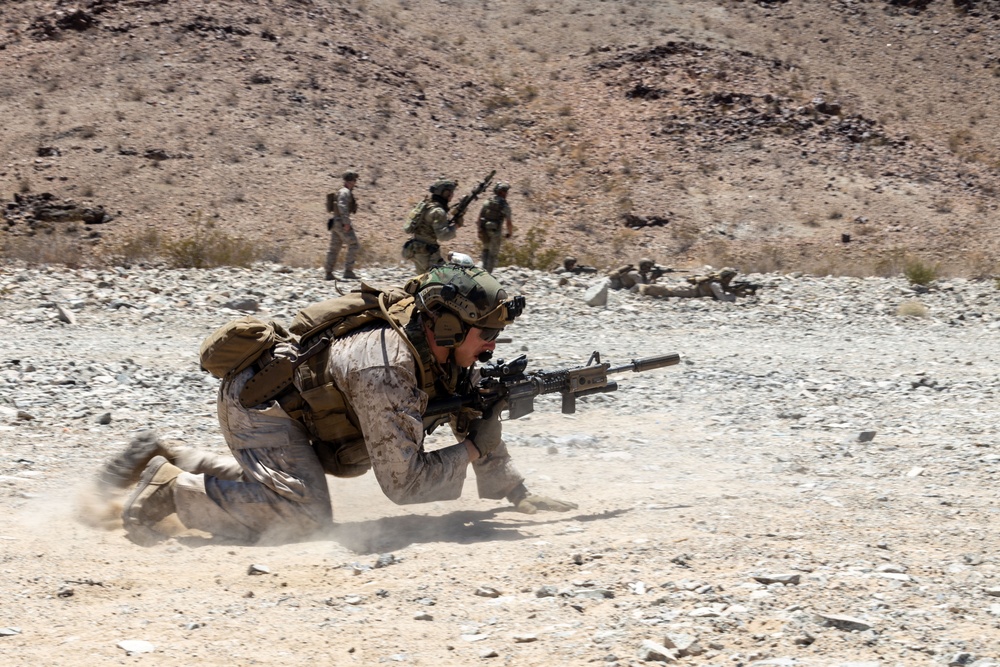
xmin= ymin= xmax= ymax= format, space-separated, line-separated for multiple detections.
xmin=327 ymin=507 xmax=632 ymax=554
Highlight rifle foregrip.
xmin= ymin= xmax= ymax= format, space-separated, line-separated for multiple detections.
xmin=632 ymin=353 xmax=680 ymax=372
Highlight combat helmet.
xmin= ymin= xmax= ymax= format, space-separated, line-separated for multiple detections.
xmin=563 ymin=256 xmax=578 ymax=270
xmin=638 ymin=258 xmax=655 ymax=272
xmin=429 ymin=178 xmax=458 ymax=196
xmin=493 ymin=181 xmax=510 ymax=194
xmin=405 ymin=264 xmax=525 ymax=348
xmin=342 ymin=170 xmax=359 ymax=181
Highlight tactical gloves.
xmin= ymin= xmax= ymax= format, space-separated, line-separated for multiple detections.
xmin=505 ymin=482 xmax=579 ymax=514
xmin=513 ymin=494 xmax=579 ymax=514
xmin=467 ymin=401 xmax=504 ymax=460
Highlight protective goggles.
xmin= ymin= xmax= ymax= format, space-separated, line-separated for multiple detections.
xmin=477 ymin=327 xmax=503 ymax=342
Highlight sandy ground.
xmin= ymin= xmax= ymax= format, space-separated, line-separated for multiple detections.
xmin=3 ymin=266 xmax=1000 ymax=666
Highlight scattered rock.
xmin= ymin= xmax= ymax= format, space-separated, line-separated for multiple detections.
xmin=814 ymin=612 xmax=873 ymax=632
xmin=116 ymin=639 xmax=155 ymax=655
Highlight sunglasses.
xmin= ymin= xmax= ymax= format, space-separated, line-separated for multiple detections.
xmin=478 ymin=327 xmax=503 ymax=342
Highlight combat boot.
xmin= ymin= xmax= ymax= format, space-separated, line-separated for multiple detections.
xmin=123 ymin=456 xmax=182 ymax=546
xmin=342 ymin=269 xmax=358 ymax=279
xmin=96 ymin=431 xmax=170 ymax=493
xmin=324 ymin=271 xmax=335 ymax=281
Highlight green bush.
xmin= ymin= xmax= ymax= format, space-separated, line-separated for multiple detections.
xmin=903 ymin=256 xmax=938 ymax=286
xmin=496 ymin=225 xmax=562 ymax=270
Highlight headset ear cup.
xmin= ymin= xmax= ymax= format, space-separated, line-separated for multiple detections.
xmin=433 ymin=312 xmax=465 ymax=347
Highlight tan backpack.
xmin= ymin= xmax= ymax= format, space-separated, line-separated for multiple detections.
xmin=199 ymin=316 xmax=294 ymax=379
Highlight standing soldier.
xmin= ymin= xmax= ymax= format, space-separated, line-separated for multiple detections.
xmin=324 ymin=170 xmax=360 ymax=281
xmin=402 ymin=178 xmax=464 ymax=274
xmin=477 ymin=182 xmax=513 ymax=273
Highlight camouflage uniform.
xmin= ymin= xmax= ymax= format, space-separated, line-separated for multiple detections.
xmin=560 ymin=257 xmax=597 ymax=275
xmin=477 ymin=186 xmax=512 ymax=273
xmin=325 ymin=184 xmax=359 ymax=278
xmin=149 ymin=326 xmax=525 ymax=543
xmin=113 ymin=266 xmax=577 ymax=545
xmin=636 ymin=268 xmax=745 ymax=302
xmin=608 ymin=264 xmax=644 ymax=290
xmin=405 ymin=187 xmax=462 ymax=274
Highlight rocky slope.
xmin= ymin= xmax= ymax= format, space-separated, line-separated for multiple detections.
xmin=1 ymin=0 xmax=999 ymax=273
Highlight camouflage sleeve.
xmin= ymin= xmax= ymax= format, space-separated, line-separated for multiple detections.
xmin=429 ymin=205 xmax=457 ymax=241
xmin=447 ymin=367 xmax=524 ymax=500
xmin=336 ymin=187 xmax=353 ymax=226
xmin=331 ymin=327 xmax=470 ymax=504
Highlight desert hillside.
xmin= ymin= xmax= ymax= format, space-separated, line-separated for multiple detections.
xmin=1 ymin=0 xmax=999 ymax=275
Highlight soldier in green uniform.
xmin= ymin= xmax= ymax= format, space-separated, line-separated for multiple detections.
xmin=477 ymin=182 xmax=513 ymax=273
xmin=324 ymin=170 xmax=360 ymax=281
xmin=402 ymin=179 xmax=464 ymax=274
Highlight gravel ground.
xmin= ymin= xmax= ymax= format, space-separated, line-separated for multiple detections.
xmin=2 ymin=262 xmax=1000 ymax=666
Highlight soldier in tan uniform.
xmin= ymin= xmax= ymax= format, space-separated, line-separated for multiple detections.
xmin=402 ymin=179 xmax=464 ymax=274
xmin=324 ymin=170 xmax=360 ymax=281
xmin=477 ymin=182 xmax=512 ymax=273
xmin=637 ymin=268 xmax=756 ymax=301
xmin=608 ymin=264 xmax=643 ymax=290
xmin=102 ymin=265 xmax=577 ymax=545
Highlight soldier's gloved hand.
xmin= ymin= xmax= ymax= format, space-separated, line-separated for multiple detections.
xmin=513 ymin=494 xmax=579 ymax=514
xmin=466 ymin=401 xmax=505 ymax=460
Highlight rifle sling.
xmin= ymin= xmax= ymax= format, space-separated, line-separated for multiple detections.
xmin=238 ymin=336 xmax=331 ymax=409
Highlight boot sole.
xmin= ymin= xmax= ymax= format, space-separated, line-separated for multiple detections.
xmin=96 ymin=433 xmax=168 ymax=491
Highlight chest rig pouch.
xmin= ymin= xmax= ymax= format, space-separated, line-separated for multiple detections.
xmin=282 ymin=285 xmax=449 ymax=478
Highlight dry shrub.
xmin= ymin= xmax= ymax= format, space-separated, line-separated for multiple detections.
xmin=162 ymin=223 xmax=261 ymax=269
xmin=0 ymin=232 xmax=89 ymax=268
xmin=671 ymin=220 xmax=700 ymax=254
xmin=609 ymin=226 xmax=640 ymax=261
xmin=947 ymin=251 xmax=997 ymax=281
xmin=497 ymin=225 xmax=563 ymax=270
xmin=895 ymin=299 xmax=929 ymax=319
xmin=103 ymin=228 xmax=164 ymax=266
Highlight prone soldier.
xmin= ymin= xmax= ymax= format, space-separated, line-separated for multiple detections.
xmin=560 ymin=257 xmax=597 ymax=275
xmin=637 ymin=268 xmax=759 ymax=301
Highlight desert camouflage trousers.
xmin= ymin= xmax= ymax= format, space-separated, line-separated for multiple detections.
xmin=172 ymin=368 xmax=333 ymax=543
xmin=325 ymin=224 xmax=359 ymax=274
xmin=636 ymin=282 xmax=735 ymax=302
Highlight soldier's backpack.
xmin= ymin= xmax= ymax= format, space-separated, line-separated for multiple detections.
xmin=232 ymin=283 xmax=419 ymax=410
xmin=199 ymin=316 xmax=294 ymax=379
xmin=403 ymin=199 xmax=428 ymax=235
xmin=289 ymin=283 xmax=413 ymax=341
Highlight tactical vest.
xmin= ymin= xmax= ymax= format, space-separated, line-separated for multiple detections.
xmin=409 ymin=197 xmax=445 ymax=242
xmin=269 ymin=285 xmax=462 ymax=478
xmin=479 ymin=196 xmax=508 ymax=233
xmin=327 ymin=187 xmax=357 ymax=219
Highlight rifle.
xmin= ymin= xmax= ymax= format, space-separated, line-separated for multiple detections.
xmin=426 ymin=351 xmax=680 ymax=420
xmin=448 ymin=170 xmax=495 ymax=227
